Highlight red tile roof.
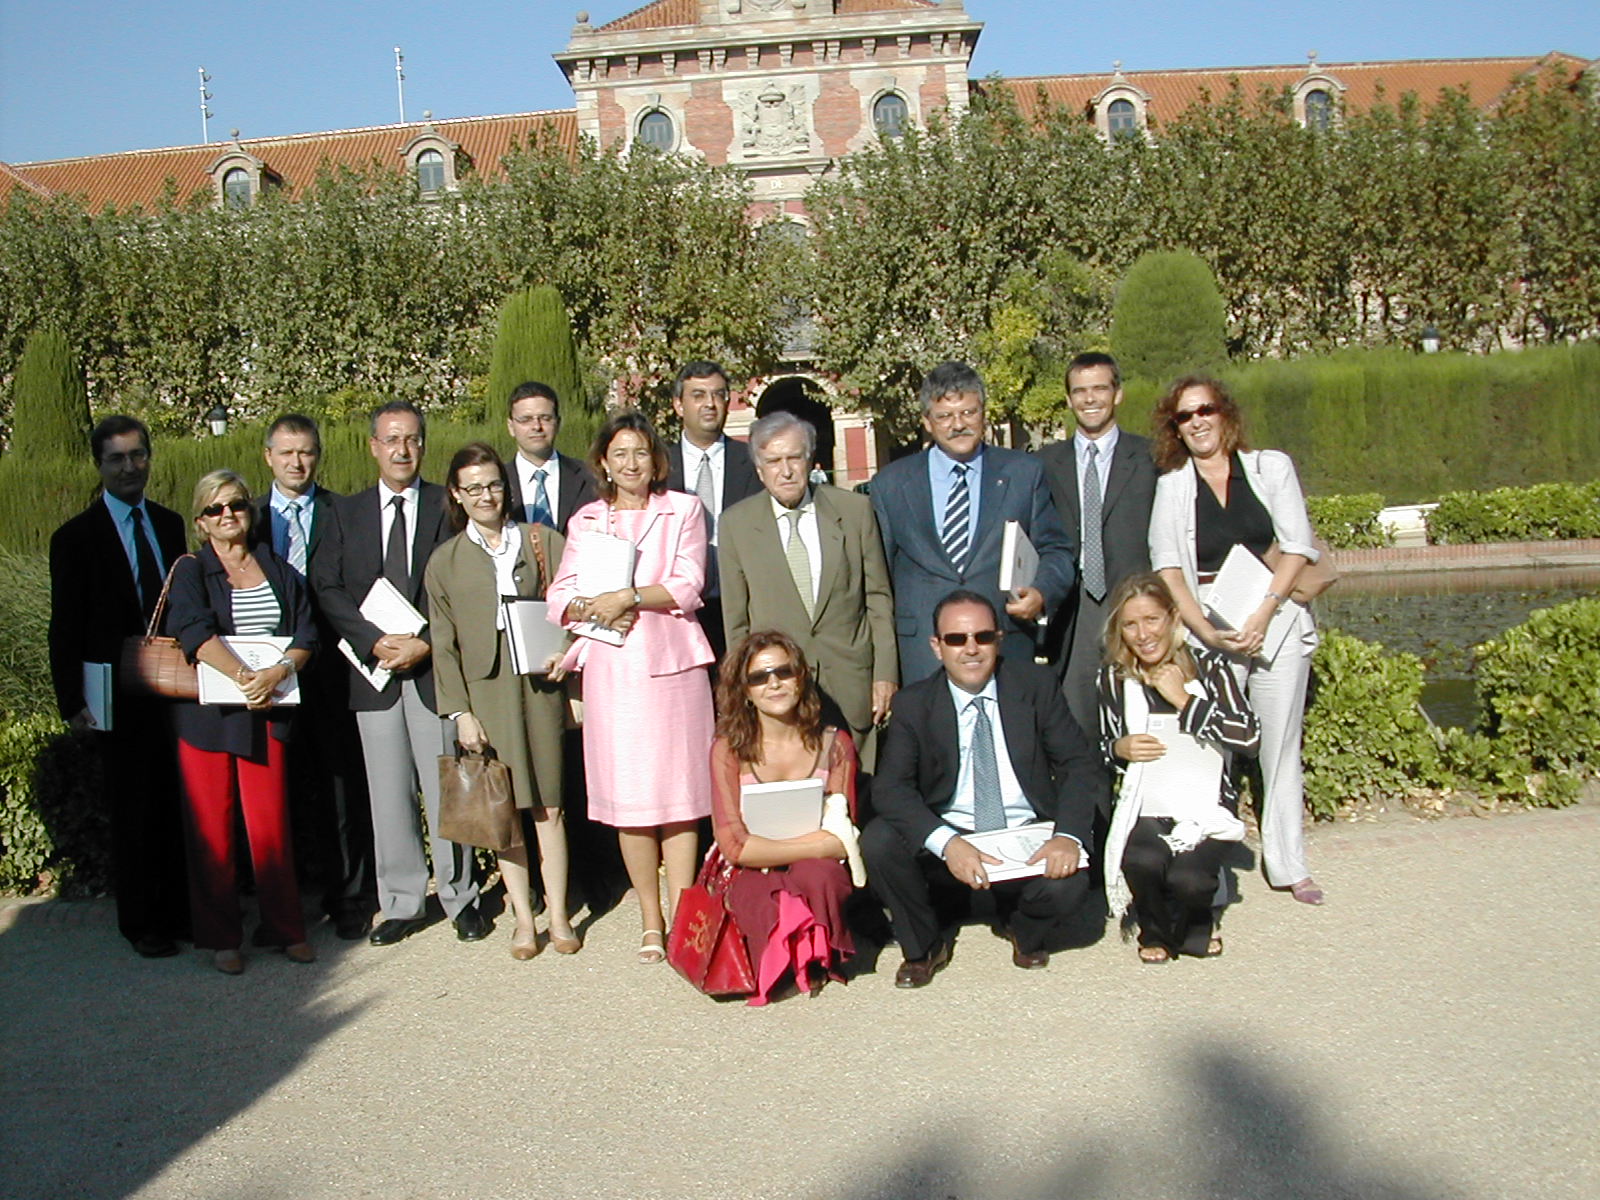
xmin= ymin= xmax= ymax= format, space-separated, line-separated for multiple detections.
xmin=0 ymin=161 xmax=54 ymax=205
xmin=597 ymin=0 xmax=700 ymax=32
xmin=10 ymin=110 xmax=577 ymax=213
xmin=836 ymin=0 xmax=938 ymax=12
xmin=995 ymin=53 xmax=1590 ymax=124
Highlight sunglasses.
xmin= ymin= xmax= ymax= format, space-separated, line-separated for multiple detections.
xmin=745 ymin=663 xmax=798 ymax=688
xmin=938 ymin=630 xmax=1000 ymax=647
xmin=1172 ymin=403 xmax=1221 ymax=426
xmin=200 ymin=499 xmax=250 ymax=518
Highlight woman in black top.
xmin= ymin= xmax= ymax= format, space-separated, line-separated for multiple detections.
xmin=166 ymin=469 xmax=317 ymax=974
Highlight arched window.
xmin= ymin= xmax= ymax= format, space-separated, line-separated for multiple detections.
xmin=415 ymin=149 xmax=446 ymax=193
xmin=222 ymin=168 xmax=253 ymax=209
xmin=1107 ymin=98 xmax=1138 ymax=140
xmin=873 ymin=93 xmax=908 ymax=139
xmin=1304 ymin=88 xmax=1333 ymax=132
xmin=638 ymin=109 xmax=675 ymax=151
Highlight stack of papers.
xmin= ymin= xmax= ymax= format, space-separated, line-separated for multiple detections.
xmin=338 ymin=578 xmax=427 ymax=693
xmin=571 ymin=532 xmax=638 ymax=647
xmin=503 ymin=598 xmax=567 ymax=674
xmin=998 ymin=521 xmax=1038 ymax=594
xmin=1203 ymin=545 xmax=1296 ymax=661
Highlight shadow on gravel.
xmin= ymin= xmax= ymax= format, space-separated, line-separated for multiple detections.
xmin=836 ymin=1046 xmax=1454 ymax=1200
xmin=0 ymin=900 xmax=370 ymax=1200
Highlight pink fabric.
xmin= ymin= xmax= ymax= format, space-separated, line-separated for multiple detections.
xmin=749 ymin=890 xmax=832 ymax=1007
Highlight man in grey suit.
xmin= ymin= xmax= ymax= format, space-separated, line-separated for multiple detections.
xmin=720 ymin=411 xmax=898 ymax=767
xmin=503 ymin=380 xmax=598 ymax=535
xmin=664 ymin=360 xmax=763 ymax=659
xmin=870 ymin=361 xmax=1075 ymax=685
xmin=1037 ymin=352 xmax=1159 ymax=737
xmin=312 ymin=401 xmax=486 ymax=947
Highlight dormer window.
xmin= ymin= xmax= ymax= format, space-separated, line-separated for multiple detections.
xmin=873 ymin=92 xmax=908 ymax=139
xmin=638 ymin=109 xmax=676 ymax=151
xmin=222 ymin=168 xmax=253 ymax=209
xmin=1293 ymin=62 xmax=1346 ymax=130
xmin=1303 ymin=89 xmax=1333 ymax=132
xmin=400 ymin=122 xmax=466 ymax=195
xmin=208 ymin=144 xmax=272 ymax=210
xmin=1107 ymin=99 xmax=1138 ymax=140
xmin=415 ymin=149 xmax=446 ymax=194
xmin=1092 ymin=69 xmax=1152 ymax=144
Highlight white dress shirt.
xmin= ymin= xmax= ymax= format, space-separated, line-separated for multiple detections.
xmin=925 ymin=443 xmax=983 ymax=550
xmin=770 ymin=489 xmax=822 ymax=607
xmin=377 ymin=480 xmax=422 ymax=575
xmin=923 ymin=677 xmax=1035 ymax=857
xmin=681 ymin=436 xmax=726 ymax=543
xmin=269 ymin=482 xmax=318 ymax=568
xmin=516 ymin=452 xmax=563 ymax=524
xmin=102 ymin=491 xmax=166 ymax=603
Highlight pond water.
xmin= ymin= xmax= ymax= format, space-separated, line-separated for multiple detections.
xmin=1313 ymin=565 xmax=1600 ymax=729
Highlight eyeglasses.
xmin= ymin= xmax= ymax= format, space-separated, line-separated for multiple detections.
xmin=455 ymin=481 xmax=506 ymax=498
xmin=938 ymin=630 xmax=1000 ymax=647
xmin=511 ymin=413 xmax=558 ymax=427
xmin=927 ymin=406 xmax=983 ymax=427
xmin=745 ymin=663 xmax=798 ymax=688
xmin=1172 ymin=403 xmax=1221 ymax=426
xmin=200 ymin=498 xmax=250 ymax=518
xmin=378 ymin=434 xmax=424 ymax=448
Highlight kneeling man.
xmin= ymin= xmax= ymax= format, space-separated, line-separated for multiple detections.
xmin=863 ymin=589 xmax=1106 ymax=986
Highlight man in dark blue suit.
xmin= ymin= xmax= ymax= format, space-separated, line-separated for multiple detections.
xmin=870 ymin=362 xmax=1076 ymax=684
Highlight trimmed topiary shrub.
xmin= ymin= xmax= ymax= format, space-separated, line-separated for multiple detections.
xmin=1425 ymin=481 xmax=1600 ymax=544
xmin=6 ymin=326 xmax=89 ymax=461
xmin=485 ymin=285 xmax=590 ymax=457
xmin=1110 ymin=250 xmax=1227 ymax=386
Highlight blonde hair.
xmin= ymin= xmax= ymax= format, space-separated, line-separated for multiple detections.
xmin=1102 ymin=572 xmax=1196 ymax=685
xmin=191 ymin=468 xmax=253 ymax=530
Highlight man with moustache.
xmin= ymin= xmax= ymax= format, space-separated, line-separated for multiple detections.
xmin=503 ymin=380 xmax=598 ymax=535
xmin=252 ymin=413 xmax=375 ymax=940
xmin=48 ymin=416 xmax=190 ymax=957
xmin=312 ymin=401 xmax=486 ymax=946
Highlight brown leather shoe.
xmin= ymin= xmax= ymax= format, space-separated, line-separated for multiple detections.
xmin=893 ymin=941 xmax=950 ymax=989
xmin=1007 ymin=933 xmax=1049 ymax=970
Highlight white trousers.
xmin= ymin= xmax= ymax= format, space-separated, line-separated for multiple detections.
xmin=1228 ymin=646 xmax=1312 ymax=888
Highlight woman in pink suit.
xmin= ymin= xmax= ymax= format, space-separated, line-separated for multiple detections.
xmin=548 ymin=411 xmax=716 ymax=963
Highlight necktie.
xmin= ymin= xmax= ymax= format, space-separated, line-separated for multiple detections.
xmin=942 ymin=463 xmax=971 ymax=575
xmin=969 ymin=696 xmax=1005 ymax=832
xmin=1081 ymin=442 xmax=1106 ymax=601
xmin=383 ymin=494 xmax=408 ymax=588
xmin=693 ymin=452 xmax=717 ymax=539
xmin=527 ymin=468 xmax=553 ymax=528
xmin=129 ymin=506 xmax=162 ymax=625
xmin=285 ymin=500 xmax=308 ymax=575
xmin=784 ymin=508 xmax=814 ymax=620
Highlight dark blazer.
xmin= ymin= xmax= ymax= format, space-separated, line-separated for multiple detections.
xmin=872 ymin=656 xmax=1105 ymax=852
xmin=166 ymin=541 xmax=318 ymax=757
xmin=48 ymin=496 xmax=188 ymax=720
xmin=505 ymin=452 xmax=599 ymax=535
xmin=1036 ymin=429 xmax=1158 ymax=657
xmin=870 ymin=445 xmax=1076 ymax=684
xmin=311 ymin=482 xmax=452 ymax=712
xmin=249 ymin=486 xmax=337 ymax=571
xmin=665 ymin=434 xmax=763 ymax=514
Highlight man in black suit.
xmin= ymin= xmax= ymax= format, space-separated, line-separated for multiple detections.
xmin=251 ymin=412 xmax=375 ymax=940
xmin=663 ymin=360 xmax=762 ymax=659
xmin=312 ymin=401 xmax=486 ymax=947
xmin=862 ymin=589 xmax=1106 ymax=987
xmin=1037 ymin=352 xmax=1159 ymax=738
xmin=503 ymin=380 xmax=598 ymax=534
xmin=48 ymin=415 xmax=189 ymax=957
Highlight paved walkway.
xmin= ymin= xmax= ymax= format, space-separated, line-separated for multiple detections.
xmin=2 ymin=803 xmax=1596 ymax=1200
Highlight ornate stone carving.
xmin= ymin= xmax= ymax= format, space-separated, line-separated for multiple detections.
xmin=739 ymin=81 xmax=810 ymax=158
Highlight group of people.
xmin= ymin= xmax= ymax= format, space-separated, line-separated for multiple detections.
xmin=47 ymin=352 xmax=1325 ymax=997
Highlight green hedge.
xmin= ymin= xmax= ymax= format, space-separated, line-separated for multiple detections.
xmin=1476 ymin=598 xmax=1600 ymax=781
xmin=1305 ymin=493 xmax=1389 ymax=550
xmin=1425 ymin=481 xmax=1600 ymax=544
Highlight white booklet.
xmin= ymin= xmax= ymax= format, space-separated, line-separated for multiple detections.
xmin=338 ymin=577 xmax=429 ymax=692
xmin=998 ymin=520 xmax=1038 ymax=594
xmin=571 ymin=532 xmax=638 ymax=648
xmin=503 ymin=598 xmax=567 ymax=674
xmin=740 ymin=777 xmax=826 ymax=840
xmin=1202 ymin=544 xmax=1295 ymax=661
xmin=198 ymin=636 xmax=300 ymax=706
xmin=82 ymin=662 xmax=113 ymax=731
xmin=962 ymin=819 xmax=1081 ymax=882
xmin=1138 ymin=713 xmax=1224 ymax=812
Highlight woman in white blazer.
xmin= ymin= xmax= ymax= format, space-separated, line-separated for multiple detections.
xmin=1146 ymin=376 xmax=1325 ymax=905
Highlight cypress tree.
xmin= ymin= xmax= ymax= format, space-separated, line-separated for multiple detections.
xmin=8 ymin=327 xmax=89 ymax=461
xmin=486 ymin=285 xmax=585 ymax=423
xmin=1109 ymin=251 xmax=1228 ymax=387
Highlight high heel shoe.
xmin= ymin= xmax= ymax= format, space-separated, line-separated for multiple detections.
xmin=213 ymin=949 xmax=245 ymax=975
xmin=284 ymin=942 xmax=316 ymax=964
xmin=547 ymin=925 xmax=582 ymax=955
xmin=510 ymin=924 xmax=541 ymax=961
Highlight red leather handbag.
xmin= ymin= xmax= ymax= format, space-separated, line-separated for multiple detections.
xmin=667 ymin=851 xmax=755 ymax=997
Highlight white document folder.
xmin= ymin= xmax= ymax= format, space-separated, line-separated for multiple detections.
xmin=503 ymin=598 xmax=567 ymax=674
xmin=998 ymin=520 xmax=1038 ymax=594
xmin=339 ymin=577 xmax=429 ymax=693
xmin=82 ymin=662 xmax=113 ymax=731
xmin=571 ymin=532 xmax=638 ymax=647
xmin=740 ymin=777 xmax=826 ymax=839
xmin=198 ymin=636 xmax=300 ymax=706
xmin=1202 ymin=544 xmax=1295 ymax=661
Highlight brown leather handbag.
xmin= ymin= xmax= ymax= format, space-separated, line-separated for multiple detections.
xmin=1264 ymin=536 xmax=1341 ymax=604
xmin=437 ymin=743 xmax=522 ymax=852
xmin=119 ymin=556 xmax=199 ymax=700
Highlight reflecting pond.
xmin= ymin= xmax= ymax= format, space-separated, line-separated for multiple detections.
xmin=1313 ymin=565 xmax=1600 ymax=729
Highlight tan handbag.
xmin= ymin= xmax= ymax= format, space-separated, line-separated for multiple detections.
xmin=437 ymin=743 xmax=522 ymax=852
xmin=1264 ymin=537 xmax=1340 ymax=604
xmin=119 ymin=555 xmax=199 ymax=699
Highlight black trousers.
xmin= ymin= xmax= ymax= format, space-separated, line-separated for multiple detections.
xmin=100 ymin=709 xmax=189 ymax=946
xmin=862 ymin=817 xmax=1092 ymax=960
xmin=1121 ymin=816 xmax=1227 ymax=957
xmin=286 ymin=671 xmax=375 ymax=920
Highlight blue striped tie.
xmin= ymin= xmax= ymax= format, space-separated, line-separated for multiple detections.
xmin=942 ymin=463 xmax=970 ymax=574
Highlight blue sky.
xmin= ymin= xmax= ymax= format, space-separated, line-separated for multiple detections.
xmin=1 ymin=0 xmax=1594 ymax=163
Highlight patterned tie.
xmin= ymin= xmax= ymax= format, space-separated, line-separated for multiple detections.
xmin=693 ymin=452 xmax=717 ymax=540
xmin=969 ymin=696 xmax=1005 ymax=832
xmin=129 ymin=506 xmax=162 ymax=625
xmin=942 ymin=463 xmax=971 ymax=575
xmin=784 ymin=508 xmax=814 ymax=621
xmin=383 ymin=494 xmax=408 ymax=589
xmin=285 ymin=500 xmax=308 ymax=575
xmin=1081 ymin=442 xmax=1106 ymax=601
xmin=527 ymin=467 xmax=553 ymax=528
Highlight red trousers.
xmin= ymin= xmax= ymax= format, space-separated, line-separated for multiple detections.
xmin=177 ymin=736 xmax=305 ymax=951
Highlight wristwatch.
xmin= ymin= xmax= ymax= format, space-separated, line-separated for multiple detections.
xmin=630 ymin=588 xmax=643 ymax=609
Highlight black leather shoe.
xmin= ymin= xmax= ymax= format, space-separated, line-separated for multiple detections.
xmin=453 ymin=908 xmax=490 ymax=942
xmin=893 ymin=941 xmax=951 ymax=989
xmin=368 ymin=917 xmax=426 ymax=947
xmin=131 ymin=935 xmax=180 ymax=959
xmin=1007 ymin=933 xmax=1050 ymax=970
xmin=334 ymin=910 xmax=372 ymax=941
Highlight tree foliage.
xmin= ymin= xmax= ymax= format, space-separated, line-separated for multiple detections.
xmin=486 ymin=285 xmax=586 ymax=418
xmin=1110 ymin=251 xmax=1227 ymax=385
xmin=6 ymin=326 xmax=87 ymax=459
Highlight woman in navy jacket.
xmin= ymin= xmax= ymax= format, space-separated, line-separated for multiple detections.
xmin=167 ymin=469 xmax=317 ymax=974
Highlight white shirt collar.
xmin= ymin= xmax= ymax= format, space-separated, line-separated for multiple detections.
xmin=1074 ymin=425 xmax=1119 ymax=463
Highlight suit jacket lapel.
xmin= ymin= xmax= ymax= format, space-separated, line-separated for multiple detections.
xmin=307 ymin=488 xmax=331 ymax=558
xmin=1058 ymin=446 xmax=1082 ymax=532
xmin=929 ymin=677 xmax=961 ymax=802
xmin=969 ymin=453 xmax=1008 ymax=571
xmin=811 ymin=490 xmax=844 ymax=626
xmin=1101 ymin=435 xmax=1136 ymax=520
xmin=994 ymin=669 xmax=1040 ymax=814
xmin=92 ymin=500 xmax=142 ymax=617
xmin=903 ymin=458 xmax=943 ymax=567
xmin=412 ymin=484 xmax=443 ymax=593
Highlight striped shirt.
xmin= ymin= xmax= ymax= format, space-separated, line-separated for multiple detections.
xmin=231 ymin=582 xmax=281 ymax=636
